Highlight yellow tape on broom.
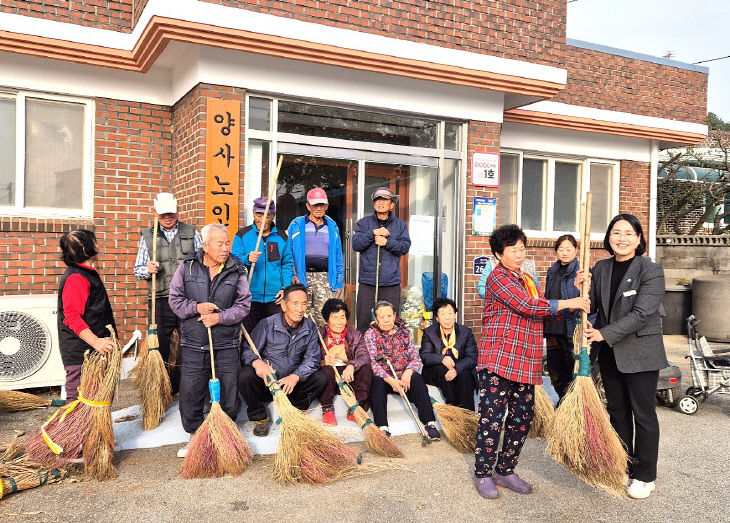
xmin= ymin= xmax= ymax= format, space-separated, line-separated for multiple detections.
xmin=41 ymin=395 xmax=111 ymax=455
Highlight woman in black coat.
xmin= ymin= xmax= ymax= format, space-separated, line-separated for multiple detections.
xmin=419 ymin=297 xmax=477 ymax=410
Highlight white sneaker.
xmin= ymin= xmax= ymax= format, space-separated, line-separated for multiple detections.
xmin=177 ymin=442 xmax=190 ymax=458
xmin=627 ymin=479 xmax=655 ymax=499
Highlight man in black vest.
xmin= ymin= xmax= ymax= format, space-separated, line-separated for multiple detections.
xmin=133 ymin=192 xmax=202 ymax=394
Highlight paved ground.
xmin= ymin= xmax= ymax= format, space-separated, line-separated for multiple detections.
xmin=1 ymin=335 xmax=728 ymax=522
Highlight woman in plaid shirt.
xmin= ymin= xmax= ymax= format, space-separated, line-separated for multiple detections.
xmin=473 ymin=225 xmax=589 ymax=500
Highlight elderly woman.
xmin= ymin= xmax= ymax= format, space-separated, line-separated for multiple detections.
xmin=543 ymin=234 xmax=580 ymax=399
xmin=365 ymin=301 xmax=440 ymax=441
xmin=474 ymin=224 xmax=588 ymax=500
xmin=419 ymin=297 xmax=477 ymax=410
xmin=318 ymin=298 xmax=373 ymax=426
xmin=57 ymin=229 xmax=117 ymax=403
xmin=584 ymin=214 xmax=667 ymax=499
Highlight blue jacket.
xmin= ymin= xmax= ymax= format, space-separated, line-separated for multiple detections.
xmin=287 ymin=215 xmax=344 ymax=291
xmin=544 ymin=258 xmax=580 ymax=337
xmin=241 ymin=313 xmax=321 ymax=381
xmin=352 ymin=212 xmax=411 ymax=286
xmin=232 ymin=223 xmax=293 ymax=303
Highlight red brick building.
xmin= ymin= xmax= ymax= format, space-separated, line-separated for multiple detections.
xmin=0 ymin=1 xmax=708 ymax=343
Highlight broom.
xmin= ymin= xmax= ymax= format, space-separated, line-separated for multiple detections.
xmin=0 ymin=442 xmax=67 ymax=500
xmin=429 ymin=398 xmax=480 ymax=453
xmin=0 ymin=390 xmax=65 ymax=412
xmin=314 ymin=326 xmax=403 ymax=458
xmin=182 ymin=327 xmax=253 ymax=479
xmin=131 ymin=215 xmax=173 ymax=430
xmin=248 ymin=155 xmax=284 ymax=282
xmin=547 ymin=194 xmax=629 ymax=496
xmin=241 ymin=326 xmax=361 ymax=484
xmin=527 ymin=384 xmax=556 ymax=439
xmin=370 ymin=245 xmax=381 ymax=322
xmin=25 ymin=325 xmax=122 ymax=480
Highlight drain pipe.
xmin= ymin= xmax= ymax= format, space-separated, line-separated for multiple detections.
xmin=649 ymin=140 xmax=659 ymax=261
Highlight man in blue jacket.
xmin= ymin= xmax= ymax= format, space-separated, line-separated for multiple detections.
xmin=288 ymin=187 xmax=344 ymax=327
xmin=238 ymin=283 xmax=327 ymax=436
xmin=352 ymin=187 xmax=411 ymax=332
xmin=232 ymin=197 xmax=294 ymax=333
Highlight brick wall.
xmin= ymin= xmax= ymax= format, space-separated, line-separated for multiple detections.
xmin=0 ymin=0 xmax=134 ymax=32
xmin=132 ymin=0 xmax=149 ymax=28
xmin=555 ymin=45 xmax=708 ymax=124
xmin=618 ymin=160 xmax=651 ymax=233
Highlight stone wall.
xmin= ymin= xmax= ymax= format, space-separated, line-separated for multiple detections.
xmin=656 ymin=235 xmax=730 ymax=284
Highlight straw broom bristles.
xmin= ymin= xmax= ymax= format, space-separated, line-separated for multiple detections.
xmin=0 ymin=450 xmax=66 ymax=500
xmin=0 ymin=390 xmax=64 ymax=412
xmin=431 ymin=401 xmax=479 ymax=453
xmin=131 ymin=330 xmax=173 ymax=431
xmin=528 ymin=385 xmax=556 ymax=439
xmin=182 ymin=327 xmax=253 ymax=479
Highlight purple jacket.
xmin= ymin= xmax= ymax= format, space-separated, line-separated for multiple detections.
xmin=168 ymin=251 xmax=251 ymax=351
xmin=365 ymin=318 xmax=422 ymax=379
xmin=318 ymin=326 xmax=370 ymax=371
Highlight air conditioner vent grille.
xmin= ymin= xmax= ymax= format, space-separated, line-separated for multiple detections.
xmin=0 ymin=311 xmax=52 ymax=382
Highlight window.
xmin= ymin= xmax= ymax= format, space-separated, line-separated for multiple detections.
xmin=499 ymin=152 xmax=618 ymax=236
xmin=0 ymin=92 xmax=93 ymax=216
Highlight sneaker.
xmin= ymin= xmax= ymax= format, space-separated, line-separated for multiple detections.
xmin=346 ymin=411 xmax=356 ymax=422
xmin=176 ymin=442 xmax=190 ymax=458
xmin=493 ymin=473 xmax=533 ymax=494
xmin=253 ymin=418 xmax=271 ymax=437
xmin=425 ymin=423 xmax=441 ymax=441
xmin=627 ymin=479 xmax=655 ymax=499
xmin=474 ymin=476 xmax=500 ymax=499
xmin=379 ymin=426 xmax=391 ymax=438
xmin=322 ymin=409 xmax=337 ymax=426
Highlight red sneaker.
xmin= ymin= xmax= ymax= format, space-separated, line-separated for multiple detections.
xmin=322 ymin=409 xmax=337 ymax=426
xmin=346 ymin=411 xmax=356 ymax=422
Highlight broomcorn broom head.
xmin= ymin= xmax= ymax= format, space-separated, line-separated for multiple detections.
xmin=0 ymin=390 xmax=64 ymax=412
xmin=1 ymin=444 xmax=67 ymax=500
xmin=131 ymin=326 xmax=173 ymax=431
xmin=431 ymin=400 xmax=479 ymax=453
xmin=182 ymin=379 xmax=253 ymax=479
xmin=352 ymin=407 xmax=403 ymax=458
xmin=528 ymin=384 xmax=556 ymax=439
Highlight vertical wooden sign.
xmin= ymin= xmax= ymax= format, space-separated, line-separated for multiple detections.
xmin=205 ymin=98 xmax=241 ymax=241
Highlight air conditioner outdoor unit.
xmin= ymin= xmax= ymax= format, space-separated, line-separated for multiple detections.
xmin=0 ymin=294 xmax=65 ymax=390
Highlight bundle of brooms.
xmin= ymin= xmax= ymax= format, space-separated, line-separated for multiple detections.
xmin=0 ymin=440 xmax=66 ymax=500
xmin=527 ymin=384 xmax=556 ymax=439
xmin=181 ymin=328 xmax=253 ymax=479
xmin=314 ymin=327 xmax=402 ymax=458
xmin=131 ymin=215 xmax=173 ymax=431
xmin=0 ymin=390 xmax=65 ymax=412
xmin=26 ymin=325 xmax=123 ymax=480
xmin=242 ymin=326 xmax=361 ymax=484
xmin=547 ymin=194 xmax=629 ymax=497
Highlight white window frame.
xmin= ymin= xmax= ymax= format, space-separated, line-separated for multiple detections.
xmin=0 ymin=90 xmax=94 ymax=218
xmin=501 ymin=149 xmax=620 ymax=239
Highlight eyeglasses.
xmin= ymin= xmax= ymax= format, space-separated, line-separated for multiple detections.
xmin=610 ymin=231 xmax=637 ymax=239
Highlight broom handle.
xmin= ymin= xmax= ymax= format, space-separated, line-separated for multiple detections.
xmin=374 ymin=245 xmax=380 ymax=302
xmin=249 ymin=155 xmax=284 ymax=282
xmin=240 ymin=325 xmax=276 ymax=385
xmin=315 ymin=326 xmax=344 ymax=382
xmin=382 ymin=357 xmax=429 ymax=438
xmin=580 ymin=192 xmax=592 ymax=349
xmin=207 ymin=327 xmax=216 ymax=381
xmin=151 ymin=216 xmax=158 ymax=322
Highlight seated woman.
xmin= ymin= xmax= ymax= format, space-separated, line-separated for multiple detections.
xmin=318 ymin=298 xmax=373 ymax=426
xmin=419 ymin=297 xmax=477 ymax=411
xmin=365 ymin=301 xmax=440 ymax=441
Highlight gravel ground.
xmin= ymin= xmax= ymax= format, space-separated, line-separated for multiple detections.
xmin=1 ymin=335 xmax=728 ymax=522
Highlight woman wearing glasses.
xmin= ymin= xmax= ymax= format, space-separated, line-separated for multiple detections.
xmin=583 ymin=214 xmax=668 ymax=499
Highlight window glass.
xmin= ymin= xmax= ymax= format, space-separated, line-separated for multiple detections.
xmin=0 ymin=98 xmax=15 ymax=206
xmin=444 ymin=122 xmax=461 ymax=151
xmin=25 ymin=98 xmax=84 ymax=209
xmin=248 ymin=97 xmax=271 ymax=131
xmin=521 ymin=158 xmax=546 ymax=230
xmin=277 ymin=101 xmax=438 ymax=148
xmin=498 ymin=153 xmax=519 ymax=224
xmin=553 ymin=162 xmax=581 ymax=231
xmin=590 ymin=163 xmax=614 ymax=233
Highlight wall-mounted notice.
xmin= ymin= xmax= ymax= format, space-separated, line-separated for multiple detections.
xmin=473 ymin=197 xmax=496 ymax=237
xmin=471 ymin=152 xmax=500 ymax=187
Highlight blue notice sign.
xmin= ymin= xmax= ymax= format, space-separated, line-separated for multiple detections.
xmin=473 ymin=256 xmax=489 ymax=275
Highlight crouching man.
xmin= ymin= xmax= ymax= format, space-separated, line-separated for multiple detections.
xmin=238 ymin=283 xmax=327 ymax=436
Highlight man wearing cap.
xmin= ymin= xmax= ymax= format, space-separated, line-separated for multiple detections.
xmin=232 ymin=197 xmax=294 ymax=332
xmin=352 ymin=187 xmax=412 ymax=333
xmin=287 ymin=187 xmax=344 ymax=326
xmin=134 ymin=192 xmax=202 ymax=393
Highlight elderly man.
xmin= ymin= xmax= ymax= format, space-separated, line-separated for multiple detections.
xmin=238 ymin=283 xmax=327 ymax=437
xmin=288 ymin=187 xmax=344 ymax=326
xmin=169 ymin=223 xmax=251 ymax=456
xmin=232 ymin=197 xmax=294 ymax=333
xmin=352 ymin=187 xmax=411 ymax=333
xmin=133 ymin=192 xmax=202 ymax=393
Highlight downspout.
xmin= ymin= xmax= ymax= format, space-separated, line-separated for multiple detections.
xmin=649 ymin=140 xmax=659 ymax=261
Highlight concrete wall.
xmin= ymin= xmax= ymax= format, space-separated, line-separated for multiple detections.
xmin=656 ymin=235 xmax=730 ymax=284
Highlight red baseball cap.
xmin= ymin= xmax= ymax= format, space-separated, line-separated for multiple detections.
xmin=307 ymin=187 xmax=329 ymax=205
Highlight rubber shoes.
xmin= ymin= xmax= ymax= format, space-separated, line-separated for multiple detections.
xmin=322 ymin=409 xmax=337 ymax=426
xmin=627 ymin=480 xmax=656 ymax=499
xmin=425 ymin=423 xmax=441 ymax=441
xmin=346 ymin=411 xmax=356 ymax=422
xmin=474 ymin=476 xmax=500 ymax=499
xmin=253 ymin=418 xmax=271 ymax=437
xmin=176 ymin=442 xmax=190 ymax=458
xmin=493 ymin=473 xmax=533 ymax=494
